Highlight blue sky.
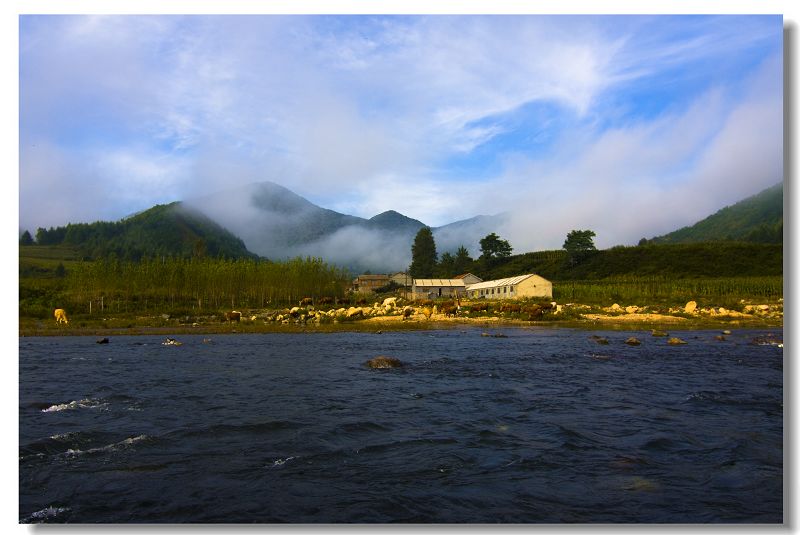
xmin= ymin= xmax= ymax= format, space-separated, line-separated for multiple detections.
xmin=18 ymin=13 xmax=784 ymax=250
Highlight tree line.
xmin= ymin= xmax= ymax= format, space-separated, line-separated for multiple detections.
xmin=407 ymin=227 xmax=597 ymax=279
xmin=61 ymin=256 xmax=350 ymax=314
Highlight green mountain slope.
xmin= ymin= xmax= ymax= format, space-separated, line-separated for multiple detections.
xmin=650 ymin=183 xmax=783 ymax=244
xmin=32 ymin=202 xmax=256 ymax=260
xmin=470 ymin=242 xmax=782 ymax=281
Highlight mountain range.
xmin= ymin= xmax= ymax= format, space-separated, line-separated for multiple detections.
xmin=183 ymin=181 xmax=506 ymax=272
xmin=26 ymin=181 xmax=783 ymax=273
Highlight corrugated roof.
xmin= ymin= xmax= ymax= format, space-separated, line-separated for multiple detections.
xmin=465 ymin=274 xmax=543 ymax=291
xmin=413 ymin=279 xmax=466 ymax=288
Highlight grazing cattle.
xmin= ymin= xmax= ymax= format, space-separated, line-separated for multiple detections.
xmin=299 ymin=297 xmax=314 ymax=307
xmin=500 ymin=303 xmax=521 ymax=313
xmin=54 ymin=308 xmax=68 ymax=324
xmin=318 ymin=297 xmax=333 ymax=306
xmin=402 ymin=306 xmax=414 ymax=320
xmin=441 ymin=304 xmax=459 ymax=317
xmin=225 ymin=310 xmax=241 ymax=323
xmin=470 ymin=303 xmax=489 ymax=313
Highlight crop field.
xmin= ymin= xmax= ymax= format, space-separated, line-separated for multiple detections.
xmin=553 ymin=276 xmax=783 ymax=308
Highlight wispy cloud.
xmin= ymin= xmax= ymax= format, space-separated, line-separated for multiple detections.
xmin=19 ymin=14 xmax=782 ymax=258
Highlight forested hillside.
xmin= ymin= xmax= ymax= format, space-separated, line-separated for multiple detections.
xmin=29 ymin=203 xmax=255 ymax=260
xmin=649 ymin=183 xmax=783 ymax=244
xmin=462 ymin=242 xmax=782 ymax=282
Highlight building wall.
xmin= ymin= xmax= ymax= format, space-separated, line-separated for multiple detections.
xmin=516 ymin=275 xmax=553 ymax=299
xmin=354 ymin=276 xmax=390 ymax=293
xmin=457 ymin=274 xmax=482 ymax=285
xmin=467 ymin=275 xmax=552 ymax=300
xmin=390 ymin=273 xmax=411 ymax=286
xmin=412 ymin=286 xmax=465 ymax=300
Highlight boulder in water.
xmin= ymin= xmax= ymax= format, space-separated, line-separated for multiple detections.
xmin=366 ymin=356 xmax=403 ymax=369
xmin=624 ymin=337 xmax=641 ymax=346
xmin=667 ymin=337 xmax=687 ymax=345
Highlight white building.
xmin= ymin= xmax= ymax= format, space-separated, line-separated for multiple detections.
xmin=466 ymin=274 xmax=552 ymax=300
xmin=412 ymin=279 xmax=466 ymax=299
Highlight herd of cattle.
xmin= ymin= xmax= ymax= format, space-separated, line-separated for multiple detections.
xmin=51 ymin=298 xmax=558 ymax=327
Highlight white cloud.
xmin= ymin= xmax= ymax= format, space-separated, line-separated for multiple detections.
xmin=18 ymin=14 xmax=783 ymax=257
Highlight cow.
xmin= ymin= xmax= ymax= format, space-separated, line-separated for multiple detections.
xmin=402 ymin=306 xmax=414 ymax=320
xmin=54 ymin=308 xmax=68 ymax=324
xmin=299 ymin=297 xmax=314 ymax=307
xmin=225 ymin=310 xmax=242 ymax=323
xmin=441 ymin=304 xmax=459 ymax=317
xmin=318 ymin=297 xmax=334 ymax=306
xmin=470 ymin=303 xmax=489 ymax=313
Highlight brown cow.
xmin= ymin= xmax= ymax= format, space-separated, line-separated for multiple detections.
xmin=441 ymin=304 xmax=459 ymax=317
xmin=225 ymin=310 xmax=241 ymax=322
xmin=470 ymin=303 xmax=489 ymax=313
xmin=299 ymin=297 xmax=314 ymax=307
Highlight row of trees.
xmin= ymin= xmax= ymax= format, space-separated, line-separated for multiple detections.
xmin=408 ymin=228 xmax=515 ymax=279
xmin=63 ymin=256 xmax=350 ymax=313
xmin=408 ymin=227 xmax=598 ymax=279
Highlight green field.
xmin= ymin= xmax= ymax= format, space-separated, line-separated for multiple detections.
xmin=20 ymin=242 xmax=783 ymax=325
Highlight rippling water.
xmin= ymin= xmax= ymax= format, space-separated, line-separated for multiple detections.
xmin=19 ymin=327 xmax=783 ymax=523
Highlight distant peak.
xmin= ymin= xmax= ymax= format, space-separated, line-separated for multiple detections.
xmin=370 ymin=210 xmax=403 ymax=219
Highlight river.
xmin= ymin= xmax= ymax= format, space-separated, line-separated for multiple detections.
xmin=19 ymin=327 xmax=783 ymax=523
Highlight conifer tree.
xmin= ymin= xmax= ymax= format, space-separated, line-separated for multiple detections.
xmin=409 ymin=227 xmax=437 ymax=278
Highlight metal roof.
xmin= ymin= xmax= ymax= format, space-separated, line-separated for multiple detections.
xmin=465 ymin=274 xmax=544 ymax=291
xmin=413 ymin=279 xmax=466 ymax=288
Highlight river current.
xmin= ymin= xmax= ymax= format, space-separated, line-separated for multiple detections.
xmin=19 ymin=327 xmax=783 ymax=523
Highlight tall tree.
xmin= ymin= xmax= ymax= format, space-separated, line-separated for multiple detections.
xmin=409 ymin=227 xmax=438 ymax=278
xmin=437 ymin=251 xmax=456 ymax=278
xmin=563 ymin=229 xmax=597 ymax=266
xmin=453 ymin=245 xmax=473 ymax=274
xmin=479 ymin=233 xmax=513 ymax=261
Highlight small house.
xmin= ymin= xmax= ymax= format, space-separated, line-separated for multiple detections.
xmin=412 ymin=279 xmax=466 ymax=300
xmin=352 ymin=274 xmax=390 ymax=294
xmin=389 ymin=272 xmax=412 ymax=287
xmin=465 ymin=274 xmax=552 ymax=300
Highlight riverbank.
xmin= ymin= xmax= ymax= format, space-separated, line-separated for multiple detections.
xmin=19 ymin=301 xmax=783 ymax=337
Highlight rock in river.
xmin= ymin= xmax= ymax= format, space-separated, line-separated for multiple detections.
xmin=366 ymin=356 xmax=404 ymax=369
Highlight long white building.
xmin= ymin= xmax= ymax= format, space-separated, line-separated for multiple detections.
xmin=466 ymin=274 xmax=552 ymax=300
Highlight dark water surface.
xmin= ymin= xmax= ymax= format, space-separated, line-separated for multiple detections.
xmin=19 ymin=327 xmax=783 ymax=523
